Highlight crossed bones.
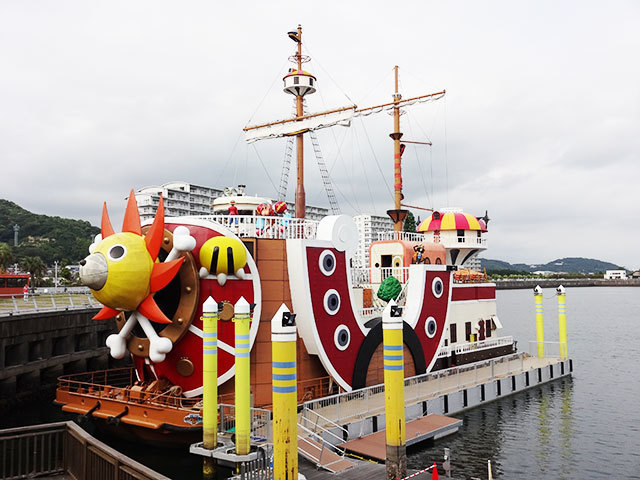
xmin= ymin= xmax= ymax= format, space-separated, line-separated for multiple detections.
xmin=103 ymin=226 xmax=197 ymax=363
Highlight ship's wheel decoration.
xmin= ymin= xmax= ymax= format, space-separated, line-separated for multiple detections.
xmin=79 ymin=190 xmax=196 ymax=362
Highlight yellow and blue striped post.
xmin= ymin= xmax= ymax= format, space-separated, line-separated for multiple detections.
xmin=202 ymin=296 xmax=219 ymax=479
xmin=271 ymin=304 xmax=298 ymax=480
xmin=534 ymin=285 xmax=545 ymax=358
xmin=557 ymin=285 xmax=568 ymax=359
xmin=383 ymin=300 xmax=407 ymax=480
xmin=234 ymin=297 xmax=251 ymax=456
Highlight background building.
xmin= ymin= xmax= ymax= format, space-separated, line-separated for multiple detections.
xmin=353 ymin=214 xmax=394 ymax=267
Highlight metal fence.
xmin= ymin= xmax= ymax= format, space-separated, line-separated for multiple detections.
xmin=237 ymin=444 xmax=274 ymax=480
xmin=0 ymin=421 xmax=169 ymax=480
xmin=0 ymin=292 xmax=100 ymax=316
xmin=528 ymin=341 xmax=565 ymax=359
xmin=302 ymin=353 xmax=527 ymax=425
xmin=219 ymin=403 xmax=273 ymax=443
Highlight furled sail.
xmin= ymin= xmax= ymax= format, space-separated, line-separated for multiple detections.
xmin=244 ymin=107 xmax=356 ymax=143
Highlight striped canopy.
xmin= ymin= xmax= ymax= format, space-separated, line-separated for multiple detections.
xmin=418 ymin=211 xmax=486 ymax=232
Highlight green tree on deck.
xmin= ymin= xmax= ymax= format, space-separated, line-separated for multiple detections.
xmin=403 ymin=211 xmax=417 ymax=233
xmin=0 ymin=242 xmax=13 ymax=272
xmin=20 ymin=256 xmax=46 ymax=287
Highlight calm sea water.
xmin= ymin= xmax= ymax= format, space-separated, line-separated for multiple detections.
xmin=3 ymin=287 xmax=639 ymax=479
xmin=409 ymin=286 xmax=640 ymax=479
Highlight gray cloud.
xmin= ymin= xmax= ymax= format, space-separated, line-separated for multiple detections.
xmin=1 ymin=0 xmax=638 ymax=269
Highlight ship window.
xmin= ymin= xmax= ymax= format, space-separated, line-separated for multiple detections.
xmin=425 ymin=257 xmax=431 ymax=264
xmin=450 ymin=323 xmax=457 ymax=343
xmin=309 ymin=78 xmax=314 ymax=86
xmin=486 ymin=320 xmax=492 ymax=337
xmin=435 ymin=258 xmax=442 ymax=265
xmin=293 ymin=77 xmax=299 ymax=85
xmin=465 ymin=322 xmax=471 ymax=341
xmin=457 ymin=229 xmax=465 ymax=242
xmin=477 ymin=230 xmax=482 ymax=237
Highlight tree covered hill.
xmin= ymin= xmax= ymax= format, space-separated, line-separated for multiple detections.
xmin=480 ymin=257 xmax=623 ymax=274
xmin=0 ymin=199 xmax=99 ymax=265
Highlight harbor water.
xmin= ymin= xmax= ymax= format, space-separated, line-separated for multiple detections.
xmin=2 ymin=287 xmax=639 ymax=479
xmin=409 ymin=286 xmax=640 ymax=479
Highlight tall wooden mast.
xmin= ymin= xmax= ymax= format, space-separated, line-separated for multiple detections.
xmin=293 ymin=26 xmax=306 ymax=219
xmin=388 ymin=66 xmax=409 ymax=231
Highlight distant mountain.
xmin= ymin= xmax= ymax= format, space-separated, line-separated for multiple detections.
xmin=0 ymin=199 xmax=99 ymax=265
xmin=480 ymin=257 xmax=623 ymax=274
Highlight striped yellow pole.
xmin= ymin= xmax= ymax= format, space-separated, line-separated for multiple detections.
xmin=383 ymin=300 xmax=407 ymax=480
xmin=234 ymin=297 xmax=251 ymax=456
xmin=271 ymin=304 xmax=298 ymax=480
xmin=534 ymin=285 xmax=544 ymax=358
xmin=202 ymin=296 xmax=219 ymax=479
xmin=557 ymin=285 xmax=568 ymax=359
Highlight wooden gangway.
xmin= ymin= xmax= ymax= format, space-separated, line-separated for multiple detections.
xmin=337 ymin=414 xmax=462 ymax=462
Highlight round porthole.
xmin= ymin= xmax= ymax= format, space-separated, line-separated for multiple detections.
xmin=334 ymin=324 xmax=350 ymax=351
xmin=319 ymin=250 xmax=337 ymax=276
xmin=323 ymin=289 xmax=341 ymax=315
xmin=425 ymin=316 xmax=437 ymax=338
xmin=432 ymin=277 xmax=444 ymax=298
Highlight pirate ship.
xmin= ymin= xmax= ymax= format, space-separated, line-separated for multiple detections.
xmin=56 ymin=26 xmax=514 ymax=443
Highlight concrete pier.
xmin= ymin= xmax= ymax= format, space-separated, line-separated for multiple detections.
xmin=0 ymin=308 xmax=121 ymax=405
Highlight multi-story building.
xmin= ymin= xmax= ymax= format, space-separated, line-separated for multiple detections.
xmin=353 ymin=214 xmax=394 ymax=267
xmin=134 ymin=182 xmax=225 ymax=223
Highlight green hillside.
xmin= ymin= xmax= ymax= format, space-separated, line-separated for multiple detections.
xmin=0 ymin=199 xmax=98 ymax=265
xmin=480 ymin=257 xmax=623 ymax=274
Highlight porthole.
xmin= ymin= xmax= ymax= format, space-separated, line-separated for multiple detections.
xmin=334 ymin=324 xmax=350 ymax=351
xmin=108 ymin=244 xmax=127 ymax=262
xmin=318 ymin=250 xmax=337 ymax=276
xmin=432 ymin=277 xmax=444 ymax=298
xmin=425 ymin=316 xmax=437 ymax=338
xmin=323 ymin=289 xmax=341 ymax=315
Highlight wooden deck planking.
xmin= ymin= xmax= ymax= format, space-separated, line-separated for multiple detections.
xmin=337 ymin=414 xmax=462 ymax=462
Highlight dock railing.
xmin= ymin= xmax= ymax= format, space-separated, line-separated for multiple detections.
xmin=0 ymin=421 xmax=169 ymax=480
xmin=219 ymin=403 xmax=273 ymax=443
xmin=527 ymin=341 xmax=565 ymax=359
xmin=0 ymin=292 xmax=100 ymax=317
xmin=302 ymin=353 xmax=536 ymax=427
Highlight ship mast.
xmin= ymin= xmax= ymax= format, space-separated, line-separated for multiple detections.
xmin=389 ymin=66 xmax=407 ymax=231
xmin=291 ymin=26 xmax=306 ymax=218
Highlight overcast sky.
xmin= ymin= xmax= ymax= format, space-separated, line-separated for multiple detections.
xmin=1 ymin=1 xmax=638 ymax=269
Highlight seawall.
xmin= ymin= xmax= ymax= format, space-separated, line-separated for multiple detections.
xmin=494 ymin=278 xmax=640 ymax=290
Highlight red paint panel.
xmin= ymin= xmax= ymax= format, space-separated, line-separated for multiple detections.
xmin=306 ymin=247 xmax=365 ymax=389
xmin=451 ymin=285 xmax=496 ymax=301
xmin=414 ymin=271 xmax=451 ymax=366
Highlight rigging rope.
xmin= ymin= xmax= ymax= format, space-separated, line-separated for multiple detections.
xmin=250 ymin=144 xmax=278 ymax=196
xmin=357 ymin=116 xmax=393 ymax=203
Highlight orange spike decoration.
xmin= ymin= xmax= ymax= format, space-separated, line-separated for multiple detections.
xmin=80 ymin=190 xmax=183 ymax=325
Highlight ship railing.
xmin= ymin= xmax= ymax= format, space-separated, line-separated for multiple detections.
xmin=57 ymin=368 xmax=202 ymax=411
xmin=454 ymin=336 xmax=514 ymax=355
xmin=299 ymin=407 xmax=348 ymax=450
xmin=219 ymin=403 xmax=272 ymax=443
xmin=189 ymin=214 xmax=319 ymax=240
xmin=351 ymin=266 xmax=411 ymax=287
xmin=236 ymin=444 xmax=274 ymax=480
xmin=0 ymin=292 xmax=100 ymax=317
xmin=301 ymin=353 xmax=527 ymax=429
xmin=376 ymin=231 xmax=425 ymax=242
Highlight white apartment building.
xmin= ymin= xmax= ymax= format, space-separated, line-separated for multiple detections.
xmin=604 ymin=270 xmax=627 ymax=280
xmin=353 ymin=214 xmax=394 ymax=267
xmin=134 ymin=182 xmax=225 ymax=223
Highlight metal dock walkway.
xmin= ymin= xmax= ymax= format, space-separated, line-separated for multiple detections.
xmin=337 ymin=414 xmax=462 ymax=462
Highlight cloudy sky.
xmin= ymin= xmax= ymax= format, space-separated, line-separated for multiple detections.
xmin=1 ymin=1 xmax=638 ymax=269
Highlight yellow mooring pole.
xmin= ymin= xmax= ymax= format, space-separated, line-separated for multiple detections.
xmin=271 ymin=304 xmax=298 ymax=480
xmin=383 ymin=300 xmax=407 ymax=480
xmin=234 ymin=297 xmax=251 ymax=456
xmin=202 ymin=296 xmax=219 ymax=479
xmin=557 ymin=285 xmax=568 ymax=359
xmin=534 ymin=285 xmax=545 ymax=358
